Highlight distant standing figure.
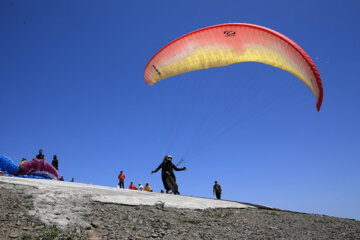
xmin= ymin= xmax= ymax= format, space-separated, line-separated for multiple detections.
xmin=36 ymin=149 xmax=45 ymax=160
xmin=129 ymin=182 xmax=137 ymax=190
xmin=52 ymin=155 xmax=59 ymax=170
xmin=118 ymin=170 xmax=125 ymax=188
xmin=138 ymin=183 xmax=144 ymax=191
xmin=59 ymin=176 xmax=64 ymax=181
xmin=213 ymin=181 xmax=222 ymax=200
xmin=144 ymin=183 xmax=152 ymax=192
xmin=19 ymin=158 xmax=27 ymax=166
xmin=71 ymin=178 xmax=74 ymax=182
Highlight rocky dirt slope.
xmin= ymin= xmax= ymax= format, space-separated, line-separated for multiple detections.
xmin=1 ymin=177 xmax=359 ymax=240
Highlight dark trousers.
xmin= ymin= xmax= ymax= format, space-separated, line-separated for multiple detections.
xmin=162 ymin=173 xmax=177 ymax=192
xmin=119 ymin=181 xmax=124 ymax=189
xmin=216 ymin=192 xmax=221 ymax=200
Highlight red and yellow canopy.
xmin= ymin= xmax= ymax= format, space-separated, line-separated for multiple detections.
xmin=144 ymin=23 xmax=323 ymax=111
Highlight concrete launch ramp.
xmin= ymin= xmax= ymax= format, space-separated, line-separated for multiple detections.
xmin=0 ymin=176 xmax=255 ymax=210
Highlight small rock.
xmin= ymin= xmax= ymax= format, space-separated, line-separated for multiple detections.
xmin=91 ymin=220 xmax=102 ymax=228
xmin=151 ymin=233 xmax=158 ymax=238
xmin=34 ymin=224 xmax=45 ymax=230
xmin=9 ymin=230 xmax=20 ymax=238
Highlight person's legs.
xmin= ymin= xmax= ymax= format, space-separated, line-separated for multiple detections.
xmin=170 ymin=173 xmax=179 ymax=194
xmin=120 ymin=181 xmax=124 ymax=189
xmin=165 ymin=174 xmax=179 ymax=194
xmin=216 ymin=192 xmax=221 ymax=200
xmin=162 ymin=174 xmax=171 ymax=193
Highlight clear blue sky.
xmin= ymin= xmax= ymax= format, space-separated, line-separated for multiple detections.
xmin=1 ymin=0 xmax=359 ymax=220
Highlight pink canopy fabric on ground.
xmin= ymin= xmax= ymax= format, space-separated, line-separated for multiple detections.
xmin=18 ymin=158 xmax=59 ymax=180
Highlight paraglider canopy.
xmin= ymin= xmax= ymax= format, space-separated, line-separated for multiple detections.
xmin=144 ymin=23 xmax=323 ymax=111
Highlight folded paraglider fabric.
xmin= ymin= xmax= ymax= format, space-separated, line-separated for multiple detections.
xmin=18 ymin=158 xmax=59 ymax=180
xmin=0 ymin=154 xmax=19 ymax=175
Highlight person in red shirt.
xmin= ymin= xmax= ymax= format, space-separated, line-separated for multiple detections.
xmin=118 ymin=170 xmax=125 ymax=189
xmin=129 ymin=182 xmax=137 ymax=190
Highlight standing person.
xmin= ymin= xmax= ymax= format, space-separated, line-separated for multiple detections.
xmin=144 ymin=183 xmax=152 ymax=192
xmin=52 ymin=155 xmax=59 ymax=170
xmin=71 ymin=178 xmax=74 ymax=182
xmin=138 ymin=183 xmax=144 ymax=191
xmin=118 ymin=170 xmax=125 ymax=189
xmin=151 ymin=155 xmax=186 ymax=195
xmin=213 ymin=181 xmax=222 ymax=200
xmin=129 ymin=182 xmax=137 ymax=190
xmin=35 ymin=149 xmax=45 ymax=170
xmin=36 ymin=149 xmax=45 ymax=160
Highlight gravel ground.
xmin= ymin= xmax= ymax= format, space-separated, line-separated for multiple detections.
xmin=1 ymin=181 xmax=360 ymax=240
